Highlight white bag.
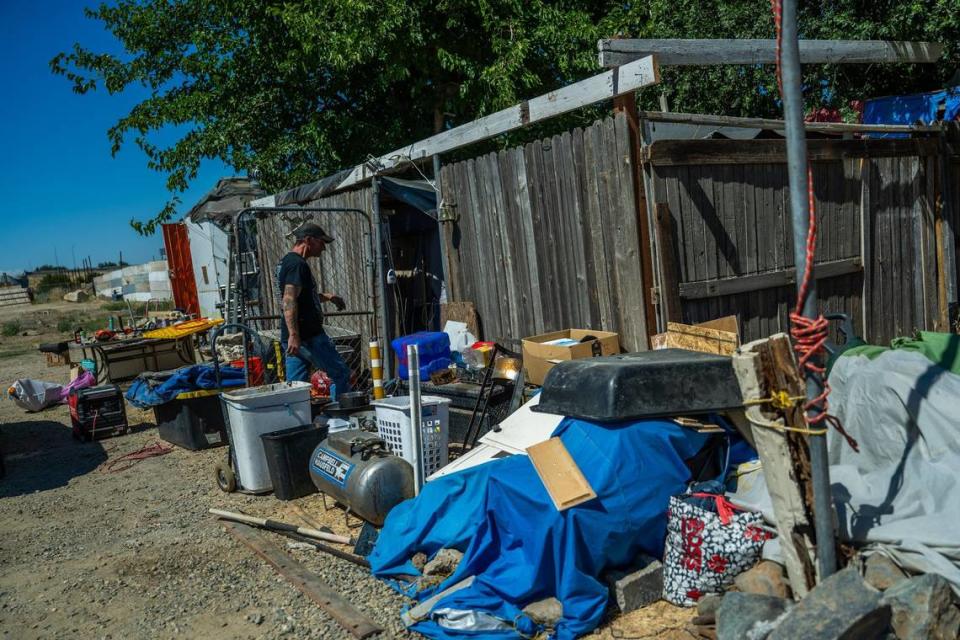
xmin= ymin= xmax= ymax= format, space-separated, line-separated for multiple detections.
xmin=8 ymin=379 xmax=64 ymax=412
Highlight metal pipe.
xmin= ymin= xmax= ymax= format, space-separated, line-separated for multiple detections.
xmin=780 ymin=0 xmax=837 ymax=580
xmin=433 ymin=154 xmax=451 ymax=320
xmin=407 ymin=344 xmax=424 ymax=494
xmin=372 ymin=177 xmax=394 ymax=380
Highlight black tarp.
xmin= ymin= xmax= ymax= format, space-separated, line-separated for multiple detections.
xmin=186 ymin=177 xmax=268 ymax=225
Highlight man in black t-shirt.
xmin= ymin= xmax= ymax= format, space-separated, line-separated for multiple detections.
xmin=277 ymin=223 xmax=352 ymax=391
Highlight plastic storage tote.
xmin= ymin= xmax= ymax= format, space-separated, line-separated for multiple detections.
xmin=373 ymin=395 xmax=451 ymax=476
xmin=391 ymin=332 xmax=451 ymax=367
xmin=261 ymin=423 xmax=326 ymax=500
xmin=154 ymin=391 xmax=227 ymax=450
xmin=221 ymin=381 xmax=312 ymax=493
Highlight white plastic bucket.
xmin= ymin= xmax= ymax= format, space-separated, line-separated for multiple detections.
xmin=221 ymin=381 xmax=311 ymax=492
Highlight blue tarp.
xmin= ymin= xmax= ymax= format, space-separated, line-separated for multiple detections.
xmin=862 ymin=87 xmax=960 ymax=138
xmin=369 ymin=417 xmax=715 ymax=640
xmin=125 ymin=364 xmax=246 ymax=408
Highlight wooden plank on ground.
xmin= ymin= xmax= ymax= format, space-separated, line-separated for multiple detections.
xmin=599 ymin=39 xmax=943 ymax=67
xmin=221 ymin=521 xmax=382 ymax=639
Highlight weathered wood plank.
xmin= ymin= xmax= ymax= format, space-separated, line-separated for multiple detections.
xmin=636 ymin=110 xmax=936 ymax=134
xmin=653 ymin=203 xmax=683 ymax=322
xmin=222 ymin=521 xmax=382 ymax=639
xmin=611 ymin=112 xmax=649 ymax=350
xmin=599 ymin=39 xmax=943 ymax=67
xmin=643 ymin=138 xmax=940 ymax=166
xmin=571 ymin=125 xmax=602 ymax=329
xmin=679 ymin=259 xmax=863 ymax=299
xmin=582 ymin=120 xmax=615 ymax=331
xmin=513 ymin=146 xmax=545 ymax=333
xmin=307 ymin=56 xmax=660 ymax=194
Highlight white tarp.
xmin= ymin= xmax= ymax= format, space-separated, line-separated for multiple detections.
xmin=731 ymin=349 xmax=960 ymax=591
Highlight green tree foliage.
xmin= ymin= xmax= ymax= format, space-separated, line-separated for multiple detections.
xmin=52 ymin=0 xmax=612 ymax=233
xmin=52 ymin=1 xmax=959 ymax=234
xmin=612 ymin=1 xmax=960 ymax=120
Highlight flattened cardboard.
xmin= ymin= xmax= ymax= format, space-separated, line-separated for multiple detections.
xmin=526 ymin=437 xmax=597 ymax=511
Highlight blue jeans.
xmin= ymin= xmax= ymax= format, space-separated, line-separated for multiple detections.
xmin=284 ymin=332 xmax=353 ymax=393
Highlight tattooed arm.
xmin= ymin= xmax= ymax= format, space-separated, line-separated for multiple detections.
xmin=282 ymin=283 xmax=302 ymax=354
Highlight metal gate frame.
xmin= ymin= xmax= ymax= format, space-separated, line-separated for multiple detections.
xmin=225 ymin=206 xmax=384 ymax=389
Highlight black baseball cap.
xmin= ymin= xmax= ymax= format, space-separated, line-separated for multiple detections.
xmin=293 ymin=222 xmax=334 ymax=243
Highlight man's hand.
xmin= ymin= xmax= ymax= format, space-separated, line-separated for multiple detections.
xmin=324 ymin=293 xmax=346 ymax=311
xmin=286 ymin=334 xmax=301 ymax=356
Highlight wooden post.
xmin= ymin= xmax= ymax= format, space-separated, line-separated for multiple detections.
xmin=613 ymin=91 xmax=657 ymax=346
xmin=733 ymin=334 xmax=819 ymax=597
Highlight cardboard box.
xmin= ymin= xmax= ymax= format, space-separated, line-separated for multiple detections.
xmin=522 ymin=328 xmax=620 ymax=385
xmin=650 ymin=316 xmax=739 ymax=356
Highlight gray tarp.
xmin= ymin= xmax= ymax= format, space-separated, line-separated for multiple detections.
xmin=731 ymin=349 xmax=960 ymax=592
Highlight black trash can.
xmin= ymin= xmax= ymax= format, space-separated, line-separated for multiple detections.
xmin=261 ymin=423 xmax=327 ymax=500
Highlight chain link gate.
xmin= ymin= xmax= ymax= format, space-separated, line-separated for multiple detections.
xmin=231 ymin=207 xmax=379 ymax=391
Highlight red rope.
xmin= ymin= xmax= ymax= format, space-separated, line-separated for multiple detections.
xmin=100 ymin=440 xmax=174 ymax=473
xmin=770 ymin=0 xmax=858 ymax=452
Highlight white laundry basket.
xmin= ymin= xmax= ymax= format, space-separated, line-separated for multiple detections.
xmin=220 ymin=381 xmax=312 ymax=493
xmin=373 ymin=395 xmax=451 ymax=476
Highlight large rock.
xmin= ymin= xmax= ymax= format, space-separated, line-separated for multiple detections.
xmin=735 ymin=560 xmax=792 ymax=600
xmin=880 ymin=573 xmax=960 ymax=640
xmin=63 ymin=289 xmax=90 ymax=303
xmin=423 ymin=548 xmax=463 ymax=577
xmin=717 ymin=592 xmax=791 ymax=640
xmin=605 ymin=554 xmax=663 ymax=613
xmin=522 ymin=598 xmax=563 ymax=627
xmin=768 ymin=566 xmax=890 ymax=639
xmin=862 ymin=553 xmax=909 ymax=591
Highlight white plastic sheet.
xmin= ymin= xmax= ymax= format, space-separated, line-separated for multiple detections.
xmin=730 ymin=350 xmax=960 ymax=592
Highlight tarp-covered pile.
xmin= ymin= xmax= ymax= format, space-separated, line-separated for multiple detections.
xmin=734 ymin=331 xmax=960 ymax=592
xmin=370 ymin=417 xmax=713 ymax=639
xmin=125 ymin=364 xmax=245 ymax=408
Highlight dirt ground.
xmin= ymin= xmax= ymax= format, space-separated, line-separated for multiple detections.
xmin=0 ymin=301 xmax=696 ymax=639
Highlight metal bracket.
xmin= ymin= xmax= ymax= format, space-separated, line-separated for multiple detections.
xmin=438 ymin=202 xmax=459 ymax=223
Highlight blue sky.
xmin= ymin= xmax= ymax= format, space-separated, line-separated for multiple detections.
xmin=0 ymin=1 xmax=233 ymax=273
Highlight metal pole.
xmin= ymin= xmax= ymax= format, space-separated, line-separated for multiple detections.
xmin=407 ymin=344 xmax=424 ymax=495
xmin=780 ymin=0 xmax=837 ymax=580
xmin=372 ymin=177 xmax=393 ymax=380
xmin=432 ymin=155 xmax=450 ymax=314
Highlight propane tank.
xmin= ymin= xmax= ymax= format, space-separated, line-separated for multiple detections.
xmin=309 ymin=430 xmax=414 ymax=526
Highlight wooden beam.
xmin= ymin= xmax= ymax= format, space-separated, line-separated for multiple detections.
xmin=614 ymin=91 xmax=658 ymax=345
xmin=599 ymin=39 xmax=943 ymax=68
xmin=254 ymin=56 xmax=660 ymax=206
xmin=678 ymin=258 xmax=862 ymax=300
xmin=733 ymin=335 xmax=818 ymax=596
xmin=636 ymin=110 xmax=937 ymax=134
xmin=222 ymin=521 xmax=382 ymax=639
xmin=643 ymin=138 xmax=941 ymax=166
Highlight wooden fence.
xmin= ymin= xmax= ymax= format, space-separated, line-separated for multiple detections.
xmin=440 ymin=116 xmax=958 ymax=351
xmin=440 ymin=113 xmax=650 ymax=351
xmin=642 ymin=137 xmax=955 ymax=344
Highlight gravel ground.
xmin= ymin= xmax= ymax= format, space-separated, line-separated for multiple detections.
xmin=0 ymin=302 xmax=695 ymax=639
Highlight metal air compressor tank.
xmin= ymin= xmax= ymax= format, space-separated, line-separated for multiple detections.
xmin=308 ymin=429 xmax=414 ymax=526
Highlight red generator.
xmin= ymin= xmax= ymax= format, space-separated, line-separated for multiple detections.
xmin=69 ymin=385 xmax=129 ymax=441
